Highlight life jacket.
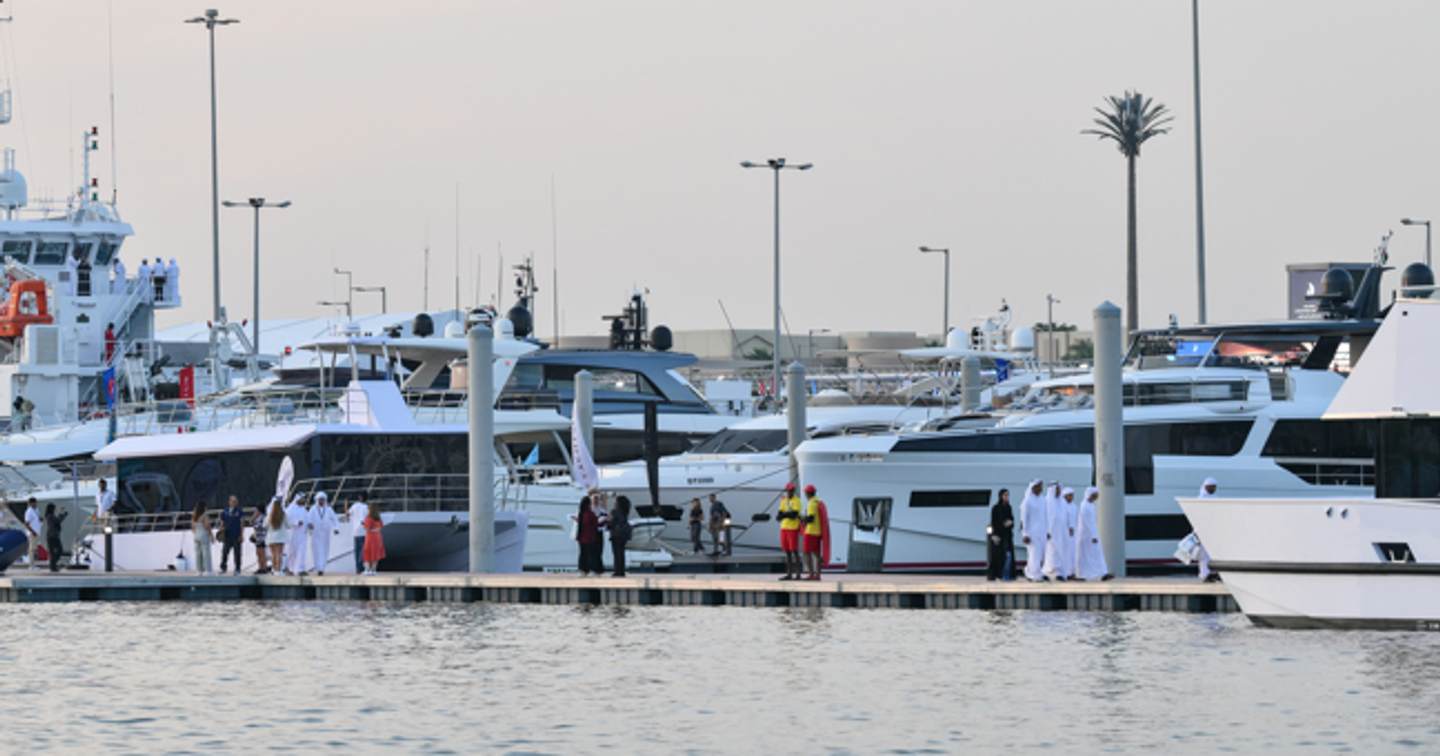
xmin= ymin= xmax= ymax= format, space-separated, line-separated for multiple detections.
xmin=778 ymin=495 xmax=802 ymax=531
xmin=804 ymin=497 xmax=825 ymax=536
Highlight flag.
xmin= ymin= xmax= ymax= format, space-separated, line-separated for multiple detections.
xmin=523 ymin=444 xmax=540 ymax=466
xmin=178 ymin=365 xmax=195 ymax=407
xmin=995 ymin=358 xmax=1010 ymax=383
xmin=101 ymin=366 xmax=117 ymax=409
xmin=570 ymin=415 xmax=599 ymax=490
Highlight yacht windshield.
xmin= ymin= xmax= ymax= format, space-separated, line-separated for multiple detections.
xmin=688 ymin=428 xmax=789 ymax=454
xmin=1125 ymin=334 xmax=1215 ymax=370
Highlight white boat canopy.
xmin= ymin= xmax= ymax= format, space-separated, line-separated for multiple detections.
xmin=1325 ymin=297 xmax=1440 ymax=419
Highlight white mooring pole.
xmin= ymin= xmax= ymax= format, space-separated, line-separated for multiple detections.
xmin=1093 ymin=301 xmax=1126 ymax=577
xmin=786 ymin=361 xmax=807 ymax=486
xmin=468 ymin=323 xmax=495 ymax=573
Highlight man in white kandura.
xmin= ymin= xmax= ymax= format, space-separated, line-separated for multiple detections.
xmin=1073 ymin=487 xmax=1109 ymax=581
xmin=308 ymin=492 xmax=339 ymax=575
xmin=164 ymin=258 xmax=180 ymax=303
xmin=1043 ymin=484 xmax=1076 ymax=581
xmin=285 ymin=493 xmax=309 ymax=575
xmin=111 ymin=258 xmax=126 ymax=294
xmin=1195 ymin=477 xmax=1218 ymax=582
xmin=346 ymin=498 xmax=369 ymax=574
xmin=1019 ymin=479 xmax=1048 ymax=581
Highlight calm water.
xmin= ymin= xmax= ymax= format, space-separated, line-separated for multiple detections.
xmin=4 ymin=602 xmax=1440 ymax=754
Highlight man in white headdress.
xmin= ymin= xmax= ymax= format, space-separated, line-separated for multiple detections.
xmin=1194 ymin=477 xmax=1218 ymax=581
xmin=164 ymin=258 xmax=179 ymax=303
xmin=1074 ymin=487 xmax=1109 ymax=580
xmin=111 ymin=258 xmax=126 ymax=294
xmin=285 ymin=493 xmax=309 ymax=575
xmin=1018 ymin=479 xmax=1048 ymax=581
xmin=307 ymin=491 xmax=339 ymax=575
xmin=137 ymin=259 xmax=152 ymax=302
xmin=1043 ymin=484 xmax=1076 ymax=580
xmin=62 ymin=252 xmax=78 ymax=297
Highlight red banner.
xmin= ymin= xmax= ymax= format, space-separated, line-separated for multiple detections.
xmin=179 ymin=365 xmax=195 ymax=407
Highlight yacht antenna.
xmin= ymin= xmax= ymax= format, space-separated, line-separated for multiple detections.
xmin=106 ymin=0 xmax=118 ymax=206
xmin=453 ymin=183 xmax=460 ymax=316
xmin=495 ymin=248 xmax=502 ymax=307
xmin=550 ymin=175 xmax=559 ymax=345
xmin=422 ymin=219 xmax=430 ymax=311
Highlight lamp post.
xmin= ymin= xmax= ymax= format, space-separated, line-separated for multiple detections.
xmin=333 ymin=267 xmax=353 ymax=320
xmin=1402 ymin=217 xmax=1432 ymax=268
xmin=807 ymin=327 xmax=831 ymax=368
xmin=317 ymin=299 xmax=352 ymax=320
xmin=741 ymin=157 xmax=812 ymax=410
xmin=184 ymin=8 xmax=238 ymax=329
xmin=222 ymin=197 xmax=289 ymax=356
xmin=353 ymin=285 xmax=388 ymax=314
xmin=1191 ymin=0 xmax=1208 ymax=324
xmin=1046 ymin=293 xmax=1061 ymax=375
xmin=919 ymin=246 xmax=951 ymax=338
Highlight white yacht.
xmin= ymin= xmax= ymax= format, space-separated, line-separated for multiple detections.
xmin=1180 ymin=281 xmax=1440 ymax=629
xmin=795 ymin=263 xmax=1393 ymax=572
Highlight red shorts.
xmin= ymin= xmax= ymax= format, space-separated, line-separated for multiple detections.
xmin=803 ymin=534 xmax=822 ymax=554
xmin=780 ymin=529 xmax=799 ymax=552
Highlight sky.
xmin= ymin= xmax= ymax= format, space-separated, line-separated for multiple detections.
xmin=5 ymin=0 xmax=1439 ymax=338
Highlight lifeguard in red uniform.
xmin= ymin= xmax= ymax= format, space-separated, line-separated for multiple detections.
xmin=801 ymin=484 xmax=831 ymax=581
xmin=777 ymin=482 xmax=803 ymax=581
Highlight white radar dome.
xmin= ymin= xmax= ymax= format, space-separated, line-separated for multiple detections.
xmin=443 ymin=321 xmax=465 ymax=339
xmin=1010 ymin=326 xmax=1036 ymax=352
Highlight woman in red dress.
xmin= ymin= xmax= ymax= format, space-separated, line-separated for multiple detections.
xmin=362 ymin=503 xmax=385 ymax=575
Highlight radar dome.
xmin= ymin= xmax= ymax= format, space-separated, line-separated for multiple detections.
xmin=650 ymin=325 xmax=673 ymax=352
xmin=495 ymin=317 xmax=515 ymax=339
xmin=506 ymin=306 xmax=533 ymax=339
xmin=412 ymin=313 xmax=434 ymax=338
xmin=443 ymin=320 xmax=465 ymax=339
xmin=944 ymin=328 xmax=967 ymax=351
xmin=1010 ymin=326 xmax=1036 ymax=352
xmin=0 ymin=166 xmax=27 ymax=210
xmin=1402 ymin=262 xmax=1435 ymax=299
xmin=1320 ymin=267 xmax=1355 ymax=303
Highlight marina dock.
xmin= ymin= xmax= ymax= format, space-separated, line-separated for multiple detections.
xmin=0 ymin=572 xmax=1237 ymax=613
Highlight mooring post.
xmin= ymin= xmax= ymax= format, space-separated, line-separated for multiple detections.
xmin=959 ymin=354 xmax=982 ymax=412
xmin=786 ymin=361 xmax=807 ymax=486
xmin=1093 ymin=301 xmax=1126 ymax=577
xmin=468 ymin=323 xmax=495 ymax=573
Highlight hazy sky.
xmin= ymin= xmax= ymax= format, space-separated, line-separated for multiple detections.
xmin=7 ymin=0 xmax=1440 ymax=337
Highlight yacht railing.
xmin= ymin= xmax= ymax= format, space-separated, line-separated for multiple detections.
xmin=288 ymin=473 xmax=514 ymax=514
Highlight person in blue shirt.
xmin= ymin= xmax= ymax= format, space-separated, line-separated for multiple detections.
xmin=218 ymin=496 xmax=246 ymax=575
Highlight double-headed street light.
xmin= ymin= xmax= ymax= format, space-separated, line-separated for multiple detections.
xmin=1402 ymin=217 xmax=1432 ymax=268
xmin=353 ymin=285 xmax=388 ymax=314
xmin=222 ymin=197 xmax=289 ymax=357
xmin=918 ymin=246 xmax=951 ymax=338
xmin=740 ymin=158 xmax=812 ymax=408
xmin=333 ymin=267 xmax=354 ymax=321
xmin=184 ymin=8 xmax=239 ymax=328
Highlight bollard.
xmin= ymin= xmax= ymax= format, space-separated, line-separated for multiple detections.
xmin=468 ymin=324 xmax=495 ymax=573
xmin=959 ymin=355 xmax=982 ymax=412
xmin=786 ymin=362 xmax=807 ymax=487
xmin=1093 ymin=301 xmax=1126 ymax=576
xmin=104 ymin=524 xmax=114 ymax=573
xmin=575 ymin=370 xmax=594 ymax=457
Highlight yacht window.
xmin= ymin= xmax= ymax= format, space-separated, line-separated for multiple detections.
xmin=1126 ymin=335 xmax=1213 ymax=370
xmin=1124 ymin=514 xmax=1194 ymax=541
xmin=503 ymin=363 xmax=544 ymax=391
xmin=1206 ymin=336 xmax=1313 ymax=370
xmin=72 ymin=242 xmax=92 ymax=264
xmin=33 ymin=241 xmax=68 ymax=265
xmin=1123 ymin=381 xmax=1247 ymax=406
xmin=909 ymin=490 xmax=990 ymax=508
xmin=1375 ymin=419 xmax=1440 ymax=498
xmin=2 ymin=239 xmax=31 ymax=264
xmin=1261 ymin=419 xmax=1375 ymax=459
xmin=894 ymin=421 xmax=1251 ymax=456
xmin=182 ymin=458 xmax=226 ymax=508
xmin=93 ymin=241 xmax=118 ymax=266
xmin=540 ymin=365 xmax=659 ymax=396
xmin=688 ymin=428 xmax=789 ymax=454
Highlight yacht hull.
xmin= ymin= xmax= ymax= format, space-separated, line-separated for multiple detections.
xmin=1179 ymin=497 xmax=1440 ymax=630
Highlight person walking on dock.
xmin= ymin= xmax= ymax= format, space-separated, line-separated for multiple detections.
xmin=986 ymin=488 xmax=1015 ymax=581
xmin=264 ymin=497 xmax=289 ymax=574
xmin=707 ymin=493 xmax=731 ymax=557
xmin=610 ymin=495 xmax=632 ymax=577
xmin=43 ymin=503 xmax=67 ymax=573
xmin=190 ymin=502 xmax=215 ymax=575
xmin=575 ymin=495 xmax=604 ymax=576
xmin=800 ymin=484 xmax=830 ymax=580
xmin=250 ymin=502 xmax=271 ymax=574
xmin=687 ymin=499 xmax=704 ymax=555
xmin=22 ymin=497 xmax=41 ymax=569
xmin=218 ymin=495 xmax=245 ymax=575
xmin=285 ymin=494 xmax=309 ymax=575
xmin=308 ymin=492 xmax=339 ymax=576
xmin=1074 ymin=487 xmax=1110 ymax=581
xmin=362 ymin=503 xmax=385 ymax=575
xmin=1043 ymin=484 xmax=1075 ymax=581
xmin=347 ymin=498 xmax=369 ymax=574
xmin=777 ymin=482 xmax=803 ymax=580
xmin=1019 ymin=480 xmax=1048 ymax=581
xmin=1194 ymin=478 xmax=1219 ymax=582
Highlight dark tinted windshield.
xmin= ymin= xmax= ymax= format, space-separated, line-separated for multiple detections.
xmin=689 ymin=429 xmax=789 ymax=454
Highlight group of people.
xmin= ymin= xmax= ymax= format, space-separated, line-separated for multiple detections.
xmin=18 ymin=497 xmax=66 ymax=572
xmin=686 ymin=494 xmax=731 ymax=557
xmin=131 ymin=258 xmax=179 ymax=303
xmin=777 ymin=482 xmax=829 ymax=581
xmin=175 ymin=492 xmax=383 ymax=576
xmin=573 ymin=491 xmax=632 ymax=577
xmin=989 ymin=480 xmax=1111 ymax=582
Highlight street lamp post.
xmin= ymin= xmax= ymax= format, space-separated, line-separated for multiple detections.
xmin=741 ymin=157 xmax=812 ymax=410
xmin=185 ymin=8 xmax=238 ymax=329
xmin=1402 ymin=217 xmax=1432 ymax=268
xmin=919 ymin=246 xmax=951 ymax=338
xmin=1046 ymin=293 xmax=1061 ymax=376
xmin=806 ymin=327 xmax=831 ymax=368
xmin=222 ymin=197 xmax=289 ymax=357
xmin=333 ymin=267 xmax=354 ymax=321
xmin=317 ymin=300 xmax=352 ymax=320
xmin=353 ymin=285 xmax=388 ymax=314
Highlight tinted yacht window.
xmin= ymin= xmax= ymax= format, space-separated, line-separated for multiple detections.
xmin=689 ymin=429 xmax=789 ymax=454
xmin=1262 ymin=419 xmax=1375 ymax=458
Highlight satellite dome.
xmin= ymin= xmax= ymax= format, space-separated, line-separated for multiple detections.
xmin=412 ymin=313 xmax=434 ymax=338
xmin=495 ymin=317 xmax=516 ymax=339
xmin=1319 ymin=267 xmax=1355 ymax=303
xmin=1401 ymin=262 xmax=1435 ymax=299
xmin=506 ymin=305 xmax=533 ymax=339
xmin=944 ymin=328 xmax=967 ymax=351
xmin=650 ymin=325 xmax=673 ymax=352
xmin=443 ymin=321 xmax=465 ymax=339
xmin=1010 ymin=326 xmax=1036 ymax=352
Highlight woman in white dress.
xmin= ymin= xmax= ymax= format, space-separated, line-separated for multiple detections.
xmin=264 ymin=497 xmax=290 ymax=574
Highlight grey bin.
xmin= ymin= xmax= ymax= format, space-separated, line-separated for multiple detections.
xmin=845 ymin=497 xmax=892 ymax=573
